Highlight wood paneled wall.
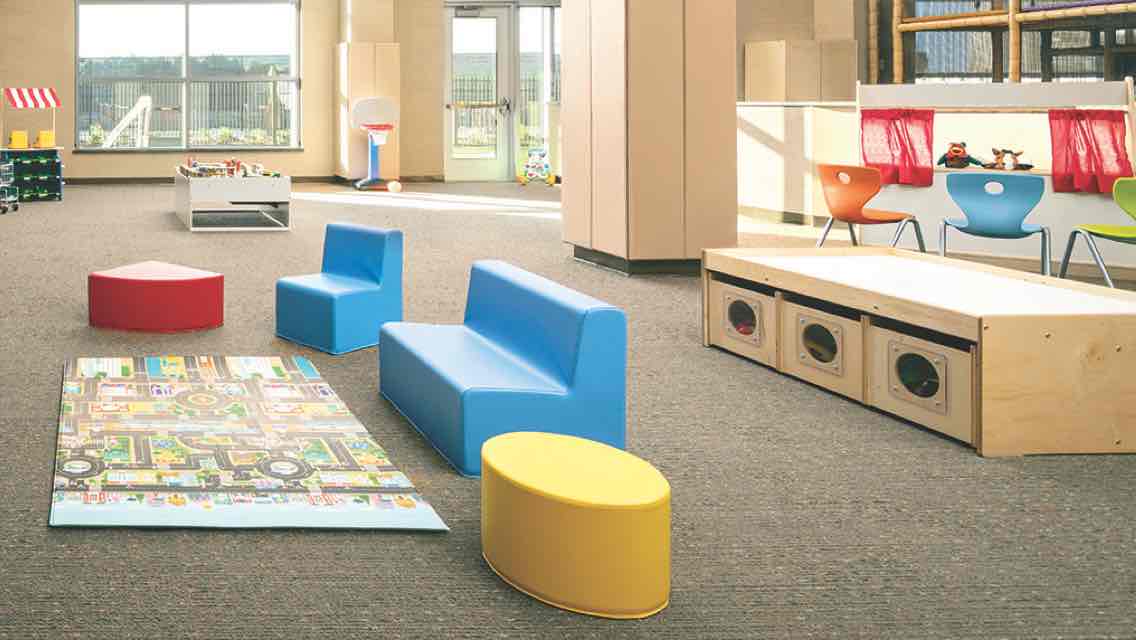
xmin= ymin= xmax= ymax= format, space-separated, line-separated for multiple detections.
xmin=562 ymin=0 xmax=738 ymax=263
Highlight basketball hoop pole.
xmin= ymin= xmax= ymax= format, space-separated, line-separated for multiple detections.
xmin=355 ymin=124 xmax=393 ymax=191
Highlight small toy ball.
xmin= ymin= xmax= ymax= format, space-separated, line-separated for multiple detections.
xmin=387 ymin=180 xmax=403 ymax=193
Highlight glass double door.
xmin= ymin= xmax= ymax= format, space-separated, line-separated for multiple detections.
xmin=445 ymin=4 xmax=560 ymax=182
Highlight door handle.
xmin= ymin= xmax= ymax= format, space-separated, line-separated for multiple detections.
xmin=446 ymin=101 xmax=501 ymax=110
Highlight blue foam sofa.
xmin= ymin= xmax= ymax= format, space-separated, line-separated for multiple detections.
xmin=276 ymin=223 xmax=403 ymax=355
xmin=379 ymin=260 xmax=627 ymax=476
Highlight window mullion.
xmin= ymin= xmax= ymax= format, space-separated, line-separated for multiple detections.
xmin=184 ymin=0 xmax=189 ymax=148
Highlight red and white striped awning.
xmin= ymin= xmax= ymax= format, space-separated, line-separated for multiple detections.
xmin=4 ymin=87 xmax=61 ymax=110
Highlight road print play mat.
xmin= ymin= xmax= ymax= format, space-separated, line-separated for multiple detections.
xmin=50 ymin=356 xmax=447 ymax=530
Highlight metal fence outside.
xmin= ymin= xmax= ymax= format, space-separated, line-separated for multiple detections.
xmin=76 ymin=79 xmax=297 ymax=149
xmin=451 ymin=71 xmax=558 ymax=153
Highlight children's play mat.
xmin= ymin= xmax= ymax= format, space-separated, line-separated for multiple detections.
xmin=50 ymin=356 xmax=447 ymax=530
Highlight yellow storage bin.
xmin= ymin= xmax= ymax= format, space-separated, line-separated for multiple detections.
xmin=8 ymin=130 xmax=29 ymax=149
xmin=35 ymin=130 xmax=55 ymax=148
xmin=481 ymin=432 xmax=671 ymax=619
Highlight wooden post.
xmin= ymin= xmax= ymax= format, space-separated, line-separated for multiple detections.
xmin=869 ymin=0 xmax=880 ymax=84
xmin=1105 ymin=30 xmax=1118 ymax=81
xmin=1040 ymin=31 xmax=1054 ymax=82
xmin=992 ymin=30 xmax=1005 ymax=83
xmin=1009 ymin=0 xmax=1021 ymax=82
xmin=892 ymin=0 xmax=904 ymax=84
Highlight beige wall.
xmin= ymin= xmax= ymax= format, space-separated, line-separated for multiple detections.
xmin=0 ymin=0 xmax=337 ymax=179
xmin=735 ymin=0 xmax=869 ymax=99
xmin=341 ymin=0 xmax=396 ymax=43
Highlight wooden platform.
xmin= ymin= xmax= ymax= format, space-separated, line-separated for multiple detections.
xmin=703 ymin=247 xmax=1136 ymax=456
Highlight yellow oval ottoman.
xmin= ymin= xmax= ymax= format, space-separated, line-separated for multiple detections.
xmin=481 ymin=432 xmax=671 ymax=619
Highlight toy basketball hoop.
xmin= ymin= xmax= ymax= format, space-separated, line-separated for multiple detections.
xmin=362 ymin=123 xmax=394 ymax=145
xmin=351 ymin=98 xmax=401 ymax=192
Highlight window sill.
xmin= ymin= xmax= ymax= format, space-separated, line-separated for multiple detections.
xmin=73 ymin=147 xmax=304 ymax=154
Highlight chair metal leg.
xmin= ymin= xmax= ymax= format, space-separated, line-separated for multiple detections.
xmin=1059 ymin=231 xmax=1078 ymax=280
xmin=889 ymin=220 xmax=906 ymax=247
xmin=911 ymin=219 xmax=927 ymax=253
xmin=1040 ymin=227 xmax=1052 ymax=277
xmin=889 ymin=218 xmax=928 ymax=253
xmin=1063 ymin=230 xmax=1117 ymax=288
xmin=816 ymin=218 xmax=835 ymax=248
xmin=938 ymin=220 xmax=948 ymax=257
xmin=847 ymin=222 xmax=859 ymax=247
xmin=1082 ymin=232 xmax=1116 ymax=288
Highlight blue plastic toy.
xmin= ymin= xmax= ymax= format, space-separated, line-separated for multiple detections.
xmin=276 ymin=223 xmax=403 ymax=354
xmin=941 ymin=173 xmax=1052 ymax=275
xmin=379 ymin=260 xmax=627 ymax=477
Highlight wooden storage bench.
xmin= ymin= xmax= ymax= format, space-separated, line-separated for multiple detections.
xmin=703 ymin=247 xmax=1136 ymax=457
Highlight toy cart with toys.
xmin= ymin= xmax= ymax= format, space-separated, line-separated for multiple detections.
xmin=0 ymin=160 xmax=17 ymax=213
xmin=175 ymin=157 xmax=290 ymax=232
xmin=1 ymin=87 xmax=64 ymax=204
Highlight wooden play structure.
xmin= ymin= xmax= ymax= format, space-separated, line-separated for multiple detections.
xmin=874 ymin=0 xmax=1136 ymax=84
xmin=703 ymin=247 xmax=1136 ymax=457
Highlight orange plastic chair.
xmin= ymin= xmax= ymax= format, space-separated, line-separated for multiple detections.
xmin=816 ymin=164 xmax=926 ymax=251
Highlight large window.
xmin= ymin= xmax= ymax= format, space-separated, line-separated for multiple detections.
xmin=77 ymin=0 xmax=300 ymax=150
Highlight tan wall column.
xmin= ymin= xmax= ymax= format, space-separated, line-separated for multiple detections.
xmin=340 ymin=0 xmax=396 ymax=43
xmin=336 ymin=0 xmax=401 ymax=181
xmin=563 ymin=0 xmax=736 ymax=270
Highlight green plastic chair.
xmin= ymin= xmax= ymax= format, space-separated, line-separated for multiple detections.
xmin=1058 ymin=177 xmax=1136 ymax=288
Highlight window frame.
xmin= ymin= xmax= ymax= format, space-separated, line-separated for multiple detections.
xmin=74 ymin=0 xmax=303 ymax=153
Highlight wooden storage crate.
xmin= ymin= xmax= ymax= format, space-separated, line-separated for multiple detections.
xmin=702 ymin=247 xmax=1136 ymax=457
xmin=865 ymin=323 xmax=975 ymax=445
xmin=706 ymin=278 xmax=777 ymax=367
xmin=779 ymin=298 xmax=864 ymax=402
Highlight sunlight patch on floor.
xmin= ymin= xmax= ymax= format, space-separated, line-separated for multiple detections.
xmin=292 ymin=190 xmax=561 ymax=219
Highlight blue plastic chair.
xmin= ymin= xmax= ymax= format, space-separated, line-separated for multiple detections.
xmin=276 ymin=223 xmax=403 ymax=354
xmin=941 ymin=173 xmax=1052 ymax=275
xmin=379 ymin=260 xmax=627 ymax=477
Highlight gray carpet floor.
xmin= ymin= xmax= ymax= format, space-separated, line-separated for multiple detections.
xmin=1 ymin=185 xmax=1134 ymax=639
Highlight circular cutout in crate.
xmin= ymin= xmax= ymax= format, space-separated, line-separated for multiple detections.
xmin=888 ymin=341 xmax=949 ymax=415
xmin=797 ymin=315 xmax=844 ymax=376
xmin=724 ymin=294 xmax=762 ymax=346
xmin=803 ymin=324 xmax=838 ymax=364
xmin=896 ymin=353 xmax=940 ymax=398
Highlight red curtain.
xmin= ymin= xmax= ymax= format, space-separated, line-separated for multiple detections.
xmin=1049 ymin=109 xmax=1133 ymax=194
xmin=860 ymin=108 xmax=935 ymax=187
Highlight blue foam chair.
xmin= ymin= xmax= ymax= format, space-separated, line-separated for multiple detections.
xmin=379 ymin=260 xmax=627 ymax=477
xmin=276 ymin=223 xmax=403 ymax=354
xmin=941 ymin=173 xmax=1052 ymax=275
